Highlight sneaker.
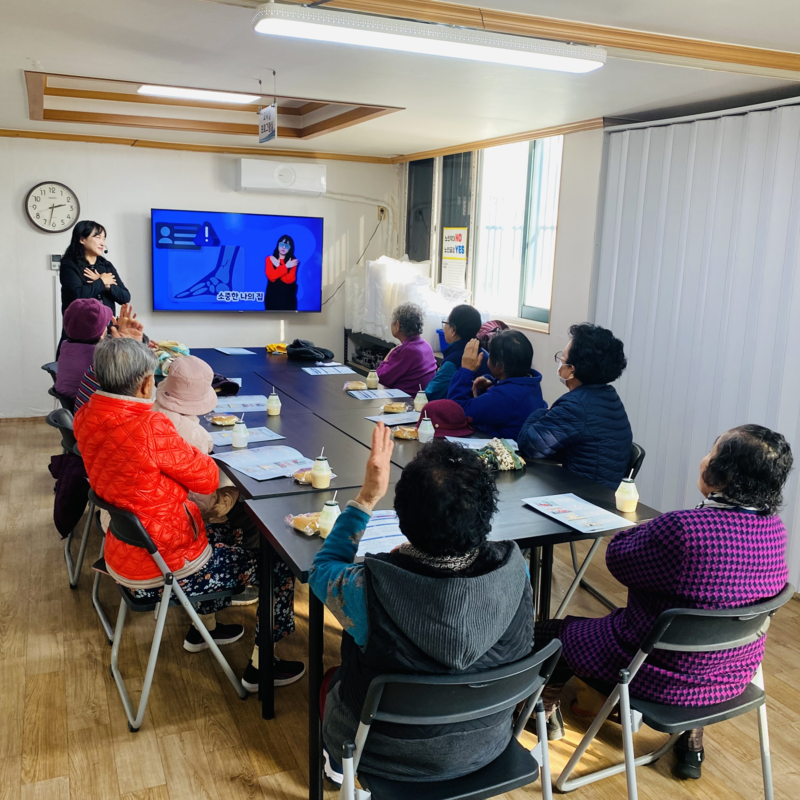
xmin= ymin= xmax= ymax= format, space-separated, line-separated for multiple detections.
xmin=547 ymin=707 xmax=565 ymax=741
xmin=672 ymin=744 xmax=704 ymax=780
xmin=323 ymin=747 xmax=344 ymax=788
xmin=183 ymin=623 xmax=244 ymax=653
xmin=232 ymin=586 xmax=259 ymax=606
xmin=241 ymin=658 xmax=306 ymax=692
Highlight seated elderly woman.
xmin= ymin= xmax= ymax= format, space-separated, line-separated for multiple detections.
xmin=376 ymin=302 xmax=437 ymax=396
xmin=309 ymin=426 xmax=534 ymax=785
xmin=424 ymin=304 xmax=490 ymax=401
xmin=534 ymin=424 xmax=792 ymax=780
xmin=73 ymin=337 xmax=303 ymax=689
xmin=518 ymin=322 xmax=632 ymax=489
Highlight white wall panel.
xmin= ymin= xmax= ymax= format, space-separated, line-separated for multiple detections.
xmin=594 ymin=106 xmax=800 ymax=586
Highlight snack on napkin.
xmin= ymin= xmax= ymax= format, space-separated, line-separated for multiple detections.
xmin=343 ymin=381 xmax=367 ymax=391
xmin=293 ymin=468 xmax=313 ymax=484
xmin=393 ymin=426 xmax=419 ymax=440
xmin=288 ymin=512 xmax=321 ymax=535
xmin=383 ymin=401 xmax=409 ymax=413
xmin=211 ymin=414 xmax=238 ymax=426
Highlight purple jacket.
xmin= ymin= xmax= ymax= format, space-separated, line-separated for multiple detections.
xmin=561 ymin=507 xmax=788 ymax=705
xmin=376 ymin=335 xmax=437 ymax=397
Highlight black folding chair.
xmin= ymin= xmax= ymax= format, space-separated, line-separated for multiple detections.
xmin=556 ymin=583 xmax=795 ymax=799
xmin=89 ymin=490 xmax=247 ymax=732
xmin=558 ymin=442 xmax=646 ymax=618
xmin=339 ymin=639 xmax=562 ymax=800
xmin=46 ymin=409 xmax=94 ymax=588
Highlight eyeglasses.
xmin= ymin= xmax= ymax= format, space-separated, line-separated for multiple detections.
xmin=441 ymin=319 xmax=450 ymax=327
xmin=554 ymin=351 xmax=571 ymax=366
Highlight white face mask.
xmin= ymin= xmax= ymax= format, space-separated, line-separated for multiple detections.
xmin=556 ymin=361 xmax=570 ymax=386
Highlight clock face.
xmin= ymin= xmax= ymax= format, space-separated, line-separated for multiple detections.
xmin=25 ymin=182 xmax=80 ymax=233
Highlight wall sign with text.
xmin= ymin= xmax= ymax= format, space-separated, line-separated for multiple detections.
xmin=441 ymin=226 xmax=468 ymax=289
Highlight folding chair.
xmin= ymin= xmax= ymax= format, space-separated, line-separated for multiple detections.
xmin=46 ymin=409 xmax=94 ymax=588
xmin=88 ymin=490 xmax=247 ymax=732
xmin=556 ymin=442 xmax=646 ymax=618
xmin=556 ymin=583 xmax=795 ymax=799
xmin=41 ymin=361 xmax=58 ymax=384
xmin=339 ymin=638 xmax=562 ymax=800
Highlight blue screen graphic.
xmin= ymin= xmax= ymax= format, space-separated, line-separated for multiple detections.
xmin=151 ymin=208 xmax=323 ymax=312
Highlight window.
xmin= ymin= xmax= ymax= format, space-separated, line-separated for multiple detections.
xmin=405 ymin=158 xmax=434 ymax=262
xmin=473 ymin=135 xmax=563 ymax=323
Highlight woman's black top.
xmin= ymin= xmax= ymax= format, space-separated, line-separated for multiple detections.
xmin=264 ymin=278 xmax=298 ymax=311
xmin=59 ymin=254 xmax=131 ymax=316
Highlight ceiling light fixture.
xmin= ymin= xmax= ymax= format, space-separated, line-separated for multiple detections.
xmin=252 ymin=4 xmax=606 ymax=73
xmin=138 ymin=86 xmax=261 ymax=104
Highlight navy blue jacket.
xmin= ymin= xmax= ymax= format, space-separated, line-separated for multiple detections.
xmin=448 ymin=367 xmax=546 ymax=440
xmin=518 ymin=384 xmax=632 ymax=489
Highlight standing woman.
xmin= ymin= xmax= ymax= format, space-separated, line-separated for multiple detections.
xmin=264 ymin=234 xmax=299 ymax=311
xmin=59 ymin=221 xmax=130 ymax=346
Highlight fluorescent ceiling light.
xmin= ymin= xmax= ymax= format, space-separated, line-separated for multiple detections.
xmin=253 ymin=4 xmax=605 ymax=73
xmin=138 ymin=85 xmax=261 ymax=104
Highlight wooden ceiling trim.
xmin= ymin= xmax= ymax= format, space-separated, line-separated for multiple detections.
xmin=24 ymin=72 xmax=45 ymax=121
xmin=300 ymin=105 xmax=398 ymax=139
xmin=295 ymin=101 xmax=330 ymax=116
xmin=390 ymin=117 xmax=604 ymax=163
xmin=0 ymin=127 xmax=396 ymax=164
xmin=280 ymin=0 xmax=800 ymax=74
xmin=41 ymin=109 xmax=305 ymax=138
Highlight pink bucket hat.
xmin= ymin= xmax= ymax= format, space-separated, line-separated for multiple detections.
xmin=155 ymin=356 xmax=218 ymax=416
xmin=416 ymin=399 xmax=473 ymax=438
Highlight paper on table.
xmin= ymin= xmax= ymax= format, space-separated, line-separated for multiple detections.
xmin=302 ymin=366 xmax=356 ymax=375
xmin=316 ymin=361 xmax=342 ymax=366
xmin=230 ymin=378 xmax=242 ymax=386
xmin=210 ymin=426 xmax=285 ymax=446
xmin=348 ymin=389 xmax=410 ymax=400
xmin=522 ymin=493 xmax=635 ymax=534
xmin=215 ymin=348 xmax=256 ymax=355
xmin=214 ymin=395 xmax=268 ymax=413
xmin=446 ymin=436 xmax=519 ymax=451
xmin=356 ymin=511 xmax=408 ymax=557
xmin=214 ymin=446 xmax=313 ymax=482
xmin=365 ymin=411 xmax=420 ymax=426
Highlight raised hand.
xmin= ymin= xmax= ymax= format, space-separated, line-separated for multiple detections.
xmin=354 ymin=422 xmax=394 ymax=512
xmin=110 ymin=304 xmax=145 ymax=342
xmin=461 ymin=338 xmax=484 ymax=372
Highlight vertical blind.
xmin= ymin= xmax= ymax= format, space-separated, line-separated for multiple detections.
xmin=593 ymin=105 xmax=800 ymax=586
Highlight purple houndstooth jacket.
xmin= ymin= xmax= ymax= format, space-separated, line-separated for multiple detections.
xmin=560 ymin=506 xmax=788 ymax=706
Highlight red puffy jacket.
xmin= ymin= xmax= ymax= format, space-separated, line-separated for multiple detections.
xmin=74 ymin=391 xmax=219 ymax=582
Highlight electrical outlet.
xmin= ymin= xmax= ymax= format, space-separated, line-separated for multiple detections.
xmin=378 ymin=206 xmax=387 ymax=221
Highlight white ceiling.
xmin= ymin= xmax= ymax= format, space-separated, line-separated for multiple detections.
xmin=1 ymin=0 xmax=799 ymax=157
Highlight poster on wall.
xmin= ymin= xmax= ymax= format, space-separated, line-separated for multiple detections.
xmin=441 ymin=226 xmax=468 ymax=289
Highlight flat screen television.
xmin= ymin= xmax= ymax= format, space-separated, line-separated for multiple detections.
xmin=151 ymin=208 xmax=323 ymax=312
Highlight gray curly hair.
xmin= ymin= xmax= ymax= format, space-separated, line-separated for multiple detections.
xmin=391 ymin=302 xmax=425 ymax=336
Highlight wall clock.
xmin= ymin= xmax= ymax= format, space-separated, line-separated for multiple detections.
xmin=25 ymin=182 xmax=80 ymax=233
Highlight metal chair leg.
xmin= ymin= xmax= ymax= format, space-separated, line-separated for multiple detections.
xmin=65 ymin=500 xmax=95 ymax=589
xmin=91 ymin=533 xmax=114 ymax=643
xmin=535 ymin=699 xmax=553 ymax=800
xmin=757 ymin=703 xmax=774 ymax=800
xmin=556 ymin=539 xmax=604 ymax=618
xmin=618 ymin=671 xmax=639 ymax=800
xmin=568 ymin=540 xmax=617 ymax=612
xmin=110 ymin=582 xmax=173 ymax=732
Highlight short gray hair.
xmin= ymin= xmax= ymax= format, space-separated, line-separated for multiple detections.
xmin=94 ymin=337 xmax=158 ymax=397
xmin=392 ymin=302 xmax=425 ymax=336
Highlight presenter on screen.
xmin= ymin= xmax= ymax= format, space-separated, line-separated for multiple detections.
xmin=60 ymin=220 xmax=130 ymax=318
xmin=264 ymin=234 xmax=299 ymax=311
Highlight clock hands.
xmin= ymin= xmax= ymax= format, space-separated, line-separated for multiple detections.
xmin=47 ymin=203 xmax=67 ymax=226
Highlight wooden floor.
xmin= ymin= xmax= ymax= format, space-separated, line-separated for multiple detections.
xmin=2 ymin=417 xmax=799 ymax=800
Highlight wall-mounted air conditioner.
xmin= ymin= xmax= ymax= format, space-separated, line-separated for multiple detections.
xmin=238 ymin=158 xmax=327 ymax=196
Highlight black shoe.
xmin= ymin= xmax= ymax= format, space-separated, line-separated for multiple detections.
xmin=183 ymin=623 xmax=244 ymax=653
xmin=547 ymin=707 xmax=565 ymax=741
xmin=673 ymin=744 xmax=704 ymax=780
xmin=241 ymin=658 xmax=306 ymax=692
xmin=323 ymin=747 xmax=344 ymax=788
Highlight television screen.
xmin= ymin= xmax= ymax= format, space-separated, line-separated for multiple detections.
xmin=151 ymin=208 xmax=323 ymax=312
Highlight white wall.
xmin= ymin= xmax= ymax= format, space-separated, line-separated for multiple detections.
xmin=0 ymin=139 xmax=403 ymax=418
xmin=514 ymin=128 xmax=605 ymax=405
